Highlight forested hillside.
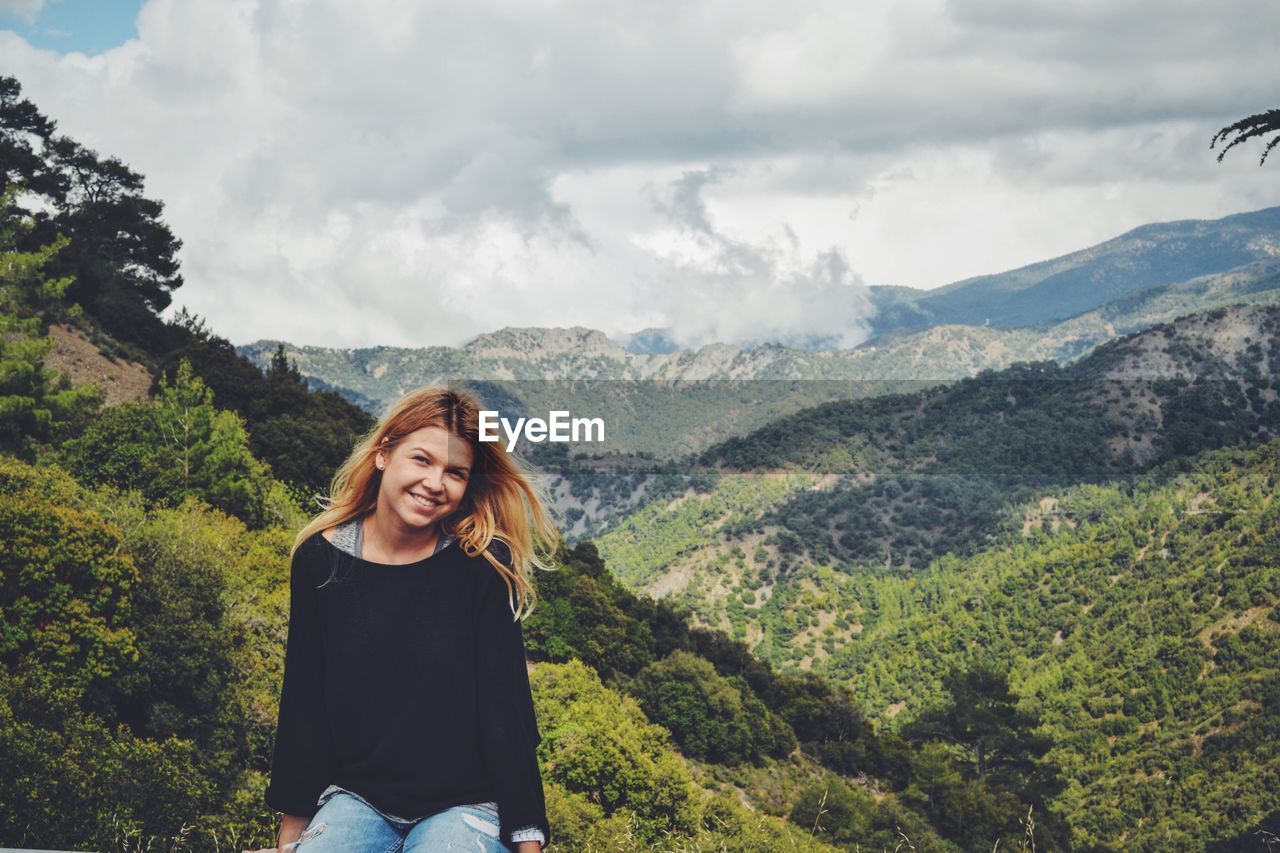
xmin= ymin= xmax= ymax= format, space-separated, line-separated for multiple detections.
xmin=599 ymin=303 xmax=1279 ymax=656
xmin=820 ymin=440 xmax=1280 ymax=848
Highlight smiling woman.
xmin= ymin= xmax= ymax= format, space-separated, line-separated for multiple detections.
xmin=254 ymin=386 xmax=559 ymax=853
xmin=368 ymin=425 xmax=473 ymax=559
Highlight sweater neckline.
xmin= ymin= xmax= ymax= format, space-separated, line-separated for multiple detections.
xmin=316 ymin=530 xmax=457 ymax=569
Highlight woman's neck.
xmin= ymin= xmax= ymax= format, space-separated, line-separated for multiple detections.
xmin=361 ymin=511 xmax=439 ymax=565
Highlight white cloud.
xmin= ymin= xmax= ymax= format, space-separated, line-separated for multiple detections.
xmin=3 ymin=0 xmax=1279 ymax=348
xmin=636 ymin=168 xmax=873 ymax=348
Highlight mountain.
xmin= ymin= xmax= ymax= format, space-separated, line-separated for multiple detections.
xmin=619 ymin=326 xmax=682 ymax=355
xmin=531 ymin=271 xmax=1277 ymax=537
xmin=596 ymin=302 xmax=1280 ymax=661
xmin=867 ymin=205 xmax=1280 ymax=336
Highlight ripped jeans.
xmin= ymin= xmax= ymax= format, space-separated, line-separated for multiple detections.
xmin=288 ymin=786 xmax=511 ymax=852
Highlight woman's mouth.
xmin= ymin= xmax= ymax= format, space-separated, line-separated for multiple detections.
xmin=409 ymin=492 xmax=441 ymax=511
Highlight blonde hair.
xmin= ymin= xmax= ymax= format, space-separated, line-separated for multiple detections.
xmin=292 ymin=386 xmax=559 ymax=620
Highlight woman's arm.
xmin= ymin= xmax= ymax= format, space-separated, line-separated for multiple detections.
xmin=474 ymin=572 xmax=551 ymax=848
xmin=240 ymin=812 xmax=309 ymax=853
xmin=264 ymin=544 xmax=335 ymax=820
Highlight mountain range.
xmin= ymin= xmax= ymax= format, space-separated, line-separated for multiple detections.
xmin=239 ymin=206 xmax=1280 ymax=461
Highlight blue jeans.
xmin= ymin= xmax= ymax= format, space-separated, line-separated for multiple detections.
xmin=289 ymin=788 xmax=511 ymax=852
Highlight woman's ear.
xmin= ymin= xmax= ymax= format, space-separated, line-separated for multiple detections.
xmin=375 ymin=440 xmax=388 ymax=472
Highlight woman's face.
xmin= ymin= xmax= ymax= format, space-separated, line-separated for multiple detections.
xmin=374 ymin=424 xmax=474 ymax=536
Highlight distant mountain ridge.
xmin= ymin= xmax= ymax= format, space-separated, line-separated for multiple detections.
xmin=239 ymin=269 xmax=1280 ymax=460
xmin=623 ymin=207 xmax=1280 ymax=348
xmin=866 ymin=205 xmax=1280 ymax=336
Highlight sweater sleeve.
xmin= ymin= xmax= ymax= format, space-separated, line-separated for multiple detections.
xmin=475 ymin=568 xmax=550 ymax=848
xmin=265 ymin=544 xmax=334 ymax=817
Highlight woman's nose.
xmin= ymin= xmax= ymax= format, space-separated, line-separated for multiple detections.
xmin=421 ymin=469 xmax=444 ymax=491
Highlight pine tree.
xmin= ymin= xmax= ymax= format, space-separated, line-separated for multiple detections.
xmin=0 ymin=192 xmax=99 ymax=454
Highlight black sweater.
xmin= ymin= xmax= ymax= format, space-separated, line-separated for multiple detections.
xmin=265 ymin=532 xmax=550 ymax=848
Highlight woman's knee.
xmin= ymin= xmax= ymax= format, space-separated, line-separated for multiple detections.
xmin=291 ymin=792 xmax=403 ymax=852
xmin=403 ymin=805 xmax=506 ymax=852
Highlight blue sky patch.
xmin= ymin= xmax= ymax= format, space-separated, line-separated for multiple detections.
xmin=2 ymin=0 xmax=144 ymax=55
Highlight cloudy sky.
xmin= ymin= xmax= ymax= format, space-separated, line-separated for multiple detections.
xmin=2 ymin=0 xmax=1279 ymax=349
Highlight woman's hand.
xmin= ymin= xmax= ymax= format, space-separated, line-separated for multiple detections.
xmin=243 ymin=813 xmax=311 ymax=853
xmin=514 ymin=842 xmax=542 ymax=853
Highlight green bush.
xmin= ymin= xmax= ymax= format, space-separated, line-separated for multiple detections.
xmin=629 ymin=650 xmax=793 ymax=765
xmin=532 ymin=660 xmax=700 ymax=845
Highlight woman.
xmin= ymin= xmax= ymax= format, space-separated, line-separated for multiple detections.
xmin=251 ymin=387 xmax=557 ymax=852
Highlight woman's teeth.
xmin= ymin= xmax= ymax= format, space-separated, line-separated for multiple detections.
xmin=410 ymin=493 xmax=439 ymax=509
